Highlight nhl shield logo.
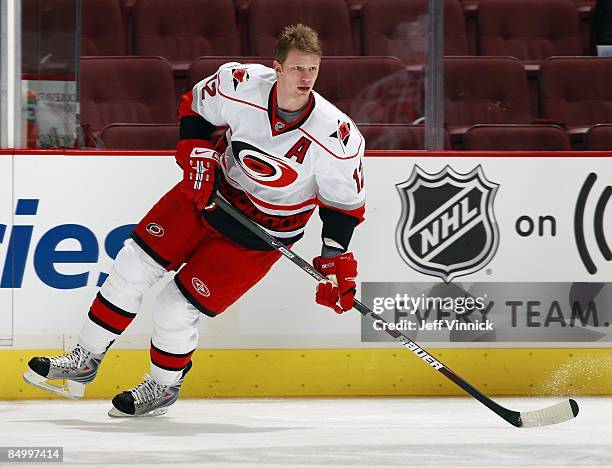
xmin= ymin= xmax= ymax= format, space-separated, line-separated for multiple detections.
xmin=395 ymin=165 xmax=499 ymax=282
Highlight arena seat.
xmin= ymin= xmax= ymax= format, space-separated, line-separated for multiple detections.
xmin=572 ymin=0 xmax=595 ymax=14
xmin=359 ymin=124 xmax=451 ymax=149
xmin=132 ymin=0 xmax=240 ymax=69
xmin=247 ymin=0 xmax=354 ymax=56
xmin=444 ymin=56 xmax=531 ymax=142
xmin=462 ymin=124 xmax=571 ymax=150
xmin=477 ymin=0 xmax=582 ymax=62
xmin=22 ymin=0 xmax=78 ymax=73
xmin=22 ymin=0 xmax=41 ymax=74
xmin=81 ymin=0 xmax=128 ymax=55
xmin=187 ymin=56 xmax=273 ymax=89
xmin=100 ymin=123 xmax=180 ymax=149
xmin=584 ymin=124 xmax=612 ymax=150
xmin=361 ymin=0 xmax=468 ymax=60
xmin=315 ymin=56 xmax=423 ymax=124
xmin=80 ymin=56 xmax=176 ymax=136
xmin=539 ymin=57 xmax=612 ymax=143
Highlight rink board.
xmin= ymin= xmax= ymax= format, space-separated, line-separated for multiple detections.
xmin=0 ymin=149 xmax=611 ymax=398
xmin=2 ymin=348 xmax=611 ymax=399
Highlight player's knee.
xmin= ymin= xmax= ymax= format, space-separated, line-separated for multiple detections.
xmin=104 ymin=239 xmax=166 ymax=298
xmin=152 ymin=281 xmax=200 ymax=335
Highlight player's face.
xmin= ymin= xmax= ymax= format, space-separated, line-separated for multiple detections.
xmin=274 ymin=49 xmax=320 ymax=108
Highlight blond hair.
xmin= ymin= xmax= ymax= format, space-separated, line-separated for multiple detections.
xmin=273 ymin=24 xmax=322 ymax=64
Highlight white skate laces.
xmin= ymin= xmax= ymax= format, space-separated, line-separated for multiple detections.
xmin=49 ymin=346 xmax=89 ymax=370
xmin=129 ymin=375 xmax=166 ymax=405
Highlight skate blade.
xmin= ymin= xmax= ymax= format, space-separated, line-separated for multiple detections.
xmin=108 ymin=406 xmax=169 ymax=418
xmin=23 ymin=370 xmax=86 ymax=400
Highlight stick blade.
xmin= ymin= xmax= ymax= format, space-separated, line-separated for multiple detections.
xmin=519 ymin=399 xmax=579 ymax=427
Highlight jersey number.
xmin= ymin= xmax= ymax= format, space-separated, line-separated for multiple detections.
xmin=201 ymin=74 xmax=218 ymax=99
xmin=353 ymin=161 xmax=364 ymax=193
xmin=284 ymin=137 xmax=311 ymax=164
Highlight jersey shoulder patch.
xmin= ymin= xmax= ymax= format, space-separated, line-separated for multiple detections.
xmin=309 ymin=93 xmax=364 ymax=159
xmin=217 ymin=63 xmax=276 ymax=100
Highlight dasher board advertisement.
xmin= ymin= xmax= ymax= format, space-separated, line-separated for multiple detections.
xmin=1 ymin=152 xmax=611 ymax=348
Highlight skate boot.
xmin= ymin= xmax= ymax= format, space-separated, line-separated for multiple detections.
xmin=108 ymin=361 xmax=192 ymax=418
xmin=23 ymin=345 xmax=105 ymax=399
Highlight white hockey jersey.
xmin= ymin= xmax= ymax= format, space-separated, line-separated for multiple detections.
xmin=188 ymin=62 xmax=366 ymax=247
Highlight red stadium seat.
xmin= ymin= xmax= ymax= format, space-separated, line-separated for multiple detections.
xmin=22 ymin=0 xmax=41 ymax=74
xmin=80 ymin=56 xmax=176 ymax=136
xmin=247 ymin=0 xmax=354 ymax=55
xmin=81 ymin=0 xmax=128 ymax=56
xmin=462 ymin=124 xmax=571 ymax=150
xmin=22 ymin=0 xmax=78 ymax=73
xmin=100 ymin=123 xmax=180 ymax=149
xmin=539 ymin=57 xmax=612 ymax=142
xmin=361 ymin=0 xmax=468 ymax=61
xmin=444 ymin=56 xmax=531 ymax=142
xmin=572 ymin=0 xmax=595 ymax=14
xmin=584 ymin=124 xmax=612 ymax=150
xmin=360 ymin=124 xmax=451 ymax=149
xmin=132 ymin=0 xmax=241 ymax=69
xmin=315 ymin=56 xmax=423 ymax=124
xmin=477 ymin=0 xmax=582 ymax=62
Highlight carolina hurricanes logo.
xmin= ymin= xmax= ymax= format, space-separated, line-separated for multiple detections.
xmin=146 ymin=223 xmax=164 ymax=237
xmin=232 ymin=68 xmax=249 ymax=91
xmin=231 ymin=141 xmax=298 ymax=188
xmin=191 ymin=277 xmax=210 ymax=297
xmin=330 ymin=120 xmax=351 ymax=153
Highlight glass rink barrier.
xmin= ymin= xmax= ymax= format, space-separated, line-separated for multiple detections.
xmin=1 ymin=0 xmax=611 ymax=151
xmin=1 ymin=0 xmax=78 ymax=149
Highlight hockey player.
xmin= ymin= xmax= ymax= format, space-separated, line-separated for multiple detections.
xmin=23 ymin=24 xmax=365 ymax=417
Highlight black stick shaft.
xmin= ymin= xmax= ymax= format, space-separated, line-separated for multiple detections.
xmin=214 ymin=195 xmax=520 ymax=425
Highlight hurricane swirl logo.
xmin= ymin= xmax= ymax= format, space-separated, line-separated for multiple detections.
xmin=146 ymin=223 xmax=164 ymax=237
xmin=232 ymin=141 xmax=298 ymax=188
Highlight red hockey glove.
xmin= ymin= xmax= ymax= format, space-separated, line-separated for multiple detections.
xmin=313 ymin=252 xmax=358 ymax=314
xmin=177 ymin=140 xmax=220 ymax=211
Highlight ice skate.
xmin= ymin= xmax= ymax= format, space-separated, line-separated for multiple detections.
xmin=108 ymin=361 xmax=192 ymax=418
xmin=23 ymin=345 xmax=104 ymax=399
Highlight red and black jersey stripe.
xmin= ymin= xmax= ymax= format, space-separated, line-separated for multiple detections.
xmin=203 ymin=178 xmax=310 ymax=250
xmin=219 ymin=179 xmax=314 ymax=232
xmin=88 ymin=293 xmax=137 ymax=335
xmin=150 ymin=342 xmax=194 ymax=372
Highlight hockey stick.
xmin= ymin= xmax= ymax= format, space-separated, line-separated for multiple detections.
xmin=214 ymin=195 xmax=579 ymax=427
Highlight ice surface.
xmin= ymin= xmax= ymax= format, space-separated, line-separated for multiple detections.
xmin=0 ymin=397 xmax=610 ymax=467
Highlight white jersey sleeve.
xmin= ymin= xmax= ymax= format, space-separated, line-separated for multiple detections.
xmin=190 ymin=62 xmax=243 ymax=126
xmin=314 ymin=124 xmax=366 ymax=222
